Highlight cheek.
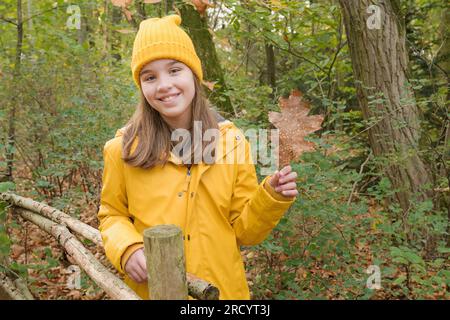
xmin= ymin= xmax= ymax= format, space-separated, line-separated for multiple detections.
xmin=182 ymin=78 xmax=196 ymax=100
xmin=141 ymin=85 xmax=156 ymax=101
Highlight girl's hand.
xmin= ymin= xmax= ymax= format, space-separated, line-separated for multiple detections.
xmin=124 ymin=248 xmax=148 ymax=283
xmin=268 ymin=165 xmax=298 ymax=198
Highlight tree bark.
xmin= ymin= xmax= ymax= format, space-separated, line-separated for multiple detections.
xmin=436 ymin=7 xmax=450 ymax=245
xmin=338 ymin=0 xmax=434 ymax=213
xmin=186 ymin=272 xmax=219 ymax=300
xmin=110 ymin=3 xmax=123 ymax=62
xmin=265 ymin=43 xmax=276 ymax=97
xmin=263 ymin=0 xmax=276 ymax=96
xmin=0 ymin=272 xmax=34 ymax=300
xmin=78 ymin=4 xmax=88 ymax=45
xmin=2 ymin=0 xmax=23 ymax=183
xmin=175 ymin=1 xmax=234 ymax=115
xmin=135 ymin=0 xmax=147 ymax=19
xmin=164 ymin=0 xmax=174 ymax=15
xmin=26 ymin=0 xmax=33 ymax=45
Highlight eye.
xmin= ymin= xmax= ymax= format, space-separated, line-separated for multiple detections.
xmin=170 ymin=68 xmax=181 ymax=74
xmin=144 ymin=75 xmax=156 ymax=82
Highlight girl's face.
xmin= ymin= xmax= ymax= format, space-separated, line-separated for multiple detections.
xmin=140 ymin=59 xmax=196 ymax=129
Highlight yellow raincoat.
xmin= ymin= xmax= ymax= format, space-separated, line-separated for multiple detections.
xmin=97 ymin=119 xmax=295 ymax=299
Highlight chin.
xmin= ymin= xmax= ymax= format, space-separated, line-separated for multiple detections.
xmin=161 ymin=107 xmax=185 ymax=116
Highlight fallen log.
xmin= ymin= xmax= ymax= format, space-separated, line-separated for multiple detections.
xmin=13 ymin=277 xmax=34 ymax=300
xmin=15 ymin=208 xmax=141 ymax=300
xmin=0 ymin=192 xmax=102 ymax=245
xmin=0 ymin=272 xmax=34 ymax=300
xmin=186 ymin=273 xmax=220 ymax=300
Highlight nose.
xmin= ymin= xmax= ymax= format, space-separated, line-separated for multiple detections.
xmin=156 ymin=74 xmax=173 ymax=92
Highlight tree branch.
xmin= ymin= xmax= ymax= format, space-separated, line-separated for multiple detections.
xmin=22 ymin=5 xmax=66 ymax=24
xmin=0 ymin=16 xmax=17 ymax=26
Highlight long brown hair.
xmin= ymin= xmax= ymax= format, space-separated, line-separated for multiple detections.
xmin=122 ymin=75 xmax=219 ymax=169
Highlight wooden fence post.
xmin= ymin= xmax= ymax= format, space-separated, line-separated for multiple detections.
xmin=143 ymin=224 xmax=188 ymax=300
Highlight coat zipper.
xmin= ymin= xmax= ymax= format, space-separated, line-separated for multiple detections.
xmin=184 ymin=166 xmax=192 ymax=241
xmin=184 ymin=166 xmax=191 ymax=192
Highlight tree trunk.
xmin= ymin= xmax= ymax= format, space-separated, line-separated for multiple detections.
xmin=338 ymin=0 xmax=434 ymax=213
xmin=265 ymin=43 xmax=276 ymax=97
xmin=164 ymin=0 xmax=174 ymax=15
xmin=26 ymin=0 xmax=33 ymax=45
xmin=2 ymin=0 xmax=23 ymax=183
xmin=175 ymin=1 xmax=234 ymax=115
xmin=436 ymin=7 xmax=450 ymax=245
xmin=78 ymin=5 xmax=88 ymax=45
xmin=110 ymin=4 xmax=122 ymax=62
xmin=102 ymin=0 xmax=109 ymax=54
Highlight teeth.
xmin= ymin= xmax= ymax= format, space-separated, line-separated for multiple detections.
xmin=160 ymin=93 xmax=179 ymax=102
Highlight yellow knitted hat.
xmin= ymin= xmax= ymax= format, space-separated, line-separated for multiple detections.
xmin=131 ymin=14 xmax=203 ymax=87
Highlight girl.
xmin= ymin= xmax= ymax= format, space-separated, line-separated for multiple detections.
xmin=97 ymin=14 xmax=298 ymax=300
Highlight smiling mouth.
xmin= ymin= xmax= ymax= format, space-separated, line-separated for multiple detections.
xmin=159 ymin=93 xmax=181 ymax=102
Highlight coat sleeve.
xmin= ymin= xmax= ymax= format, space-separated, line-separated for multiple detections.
xmin=97 ymin=140 xmax=143 ymax=274
xmin=229 ymin=137 xmax=295 ymax=246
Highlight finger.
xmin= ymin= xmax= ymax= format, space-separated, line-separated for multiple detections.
xmin=128 ymin=270 xmax=143 ymax=283
xmin=133 ymin=264 xmax=146 ymax=282
xmin=279 ymin=165 xmax=291 ymax=176
xmin=136 ymin=255 xmax=148 ymax=281
xmin=137 ymin=253 xmax=147 ymax=272
xmin=275 ymin=182 xmax=297 ymax=192
xmin=134 ymin=268 xmax=146 ymax=283
xmin=269 ymin=171 xmax=280 ymax=187
xmin=136 ymin=272 xmax=146 ymax=283
xmin=281 ymin=190 xmax=298 ymax=197
xmin=279 ymin=171 xmax=297 ymax=184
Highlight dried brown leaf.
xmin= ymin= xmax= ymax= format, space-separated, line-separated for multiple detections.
xmin=11 ymin=244 xmax=25 ymax=259
xmin=269 ymin=89 xmax=324 ymax=167
xmin=191 ymin=0 xmax=213 ymax=16
xmin=203 ymin=80 xmax=217 ymax=91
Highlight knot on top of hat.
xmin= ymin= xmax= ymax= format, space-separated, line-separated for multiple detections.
xmin=139 ymin=14 xmax=181 ymax=30
xmin=165 ymin=14 xmax=181 ymax=26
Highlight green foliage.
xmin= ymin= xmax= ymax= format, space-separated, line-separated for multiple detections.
xmin=249 ymin=140 xmax=374 ymax=299
xmin=0 ymin=182 xmax=15 ymax=265
xmin=248 ymin=135 xmax=448 ymax=299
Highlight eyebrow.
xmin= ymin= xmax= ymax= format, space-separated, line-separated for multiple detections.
xmin=140 ymin=61 xmax=181 ymax=76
